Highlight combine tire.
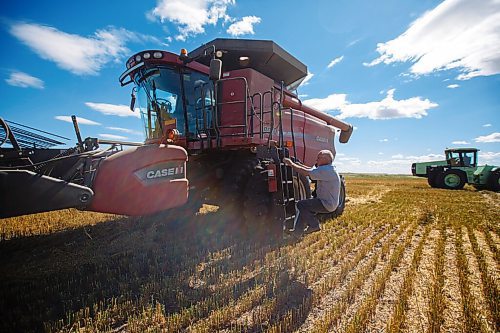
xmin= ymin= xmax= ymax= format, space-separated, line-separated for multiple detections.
xmin=218 ymin=156 xmax=259 ymax=222
xmin=487 ymin=172 xmax=500 ymax=192
xmin=438 ymin=169 xmax=465 ymax=190
xmin=243 ymin=164 xmax=310 ymax=233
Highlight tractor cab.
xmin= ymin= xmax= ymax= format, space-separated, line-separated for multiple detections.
xmin=445 ymin=148 xmax=478 ymax=167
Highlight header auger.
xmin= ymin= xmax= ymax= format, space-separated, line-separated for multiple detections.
xmin=1 ymin=38 xmax=353 ymax=230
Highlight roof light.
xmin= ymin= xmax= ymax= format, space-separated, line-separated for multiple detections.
xmin=143 ymin=52 xmax=151 ymax=59
xmin=239 ymin=56 xmax=249 ymax=61
xmin=215 ymin=50 xmax=223 ymax=58
xmin=153 ymin=51 xmax=163 ymax=59
xmin=180 ymin=48 xmax=188 ymax=56
xmin=135 ymin=55 xmax=141 ymax=62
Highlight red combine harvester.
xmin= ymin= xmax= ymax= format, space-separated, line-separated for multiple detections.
xmin=0 ymin=39 xmax=353 ymax=229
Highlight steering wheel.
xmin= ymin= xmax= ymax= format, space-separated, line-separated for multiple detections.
xmin=155 ymin=98 xmax=173 ymax=113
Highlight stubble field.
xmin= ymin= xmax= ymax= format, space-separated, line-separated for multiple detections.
xmin=0 ymin=175 xmax=498 ymax=332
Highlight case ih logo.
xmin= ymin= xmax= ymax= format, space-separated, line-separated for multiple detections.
xmin=134 ymin=161 xmax=185 ymax=184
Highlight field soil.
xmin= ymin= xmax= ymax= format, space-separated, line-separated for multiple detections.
xmin=0 ymin=175 xmax=498 ymax=332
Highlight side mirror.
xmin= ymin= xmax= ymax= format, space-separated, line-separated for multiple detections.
xmin=209 ymin=59 xmax=222 ymax=81
xmin=130 ymin=90 xmax=136 ymax=111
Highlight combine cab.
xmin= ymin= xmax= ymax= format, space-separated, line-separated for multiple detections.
xmin=412 ymin=148 xmax=500 ymax=191
xmin=1 ymin=39 xmax=354 ymax=230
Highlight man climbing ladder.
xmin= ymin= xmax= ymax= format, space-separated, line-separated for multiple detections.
xmin=283 ymin=150 xmax=341 ymax=235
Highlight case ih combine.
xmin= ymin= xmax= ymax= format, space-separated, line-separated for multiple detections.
xmin=1 ymin=39 xmax=353 ymax=229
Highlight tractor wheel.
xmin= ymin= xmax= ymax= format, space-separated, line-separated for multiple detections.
xmin=317 ymin=176 xmax=346 ymax=223
xmin=487 ymin=172 xmax=500 ymax=192
xmin=427 ymin=174 xmax=439 ymax=188
xmin=438 ymin=169 xmax=466 ymax=190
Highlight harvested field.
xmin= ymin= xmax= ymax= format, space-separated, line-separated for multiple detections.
xmin=0 ymin=175 xmax=498 ymax=332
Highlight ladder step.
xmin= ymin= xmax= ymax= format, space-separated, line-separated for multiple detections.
xmin=282 ymin=180 xmax=293 ymax=184
xmin=284 ymin=215 xmax=296 ymax=221
xmin=284 ymin=198 xmax=295 ymax=203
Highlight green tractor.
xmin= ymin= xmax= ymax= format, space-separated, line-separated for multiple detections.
xmin=411 ymin=148 xmax=500 ymax=191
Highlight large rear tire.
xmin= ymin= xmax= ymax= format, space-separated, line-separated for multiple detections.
xmin=427 ymin=174 xmax=439 ymax=188
xmin=487 ymin=171 xmax=500 ymax=192
xmin=218 ymin=156 xmax=259 ymax=223
xmin=243 ymin=164 xmax=310 ymax=234
xmin=438 ymin=169 xmax=466 ymax=190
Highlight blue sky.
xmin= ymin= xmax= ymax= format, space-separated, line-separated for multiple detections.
xmin=1 ymin=0 xmax=499 ymax=174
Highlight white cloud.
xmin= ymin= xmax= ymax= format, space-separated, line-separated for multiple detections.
xmin=5 ymin=71 xmax=44 ymax=89
xmin=298 ymin=71 xmax=314 ymax=87
xmin=303 ymin=89 xmax=438 ymax=120
xmin=452 ymin=140 xmax=470 ymax=145
xmin=106 ymin=127 xmax=143 ymax=136
xmin=447 ymin=84 xmax=460 ymax=89
xmin=327 ymin=56 xmax=344 ymax=69
xmin=347 ymin=38 xmax=361 ymax=47
xmin=367 ymin=0 xmax=500 ymax=80
xmin=475 ymin=132 xmax=500 ymax=143
xmin=303 ymin=93 xmax=347 ymax=110
xmin=379 ymin=138 xmax=389 ymax=142
xmin=479 ymin=151 xmax=500 ymax=162
xmin=335 ymin=153 xmax=446 ymax=174
xmin=483 ymin=123 xmax=492 ymax=127
xmin=148 ymin=0 xmax=235 ymax=41
xmin=10 ymin=22 xmax=160 ymax=75
xmin=360 ymin=153 xmax=444 ymax=174
xmin=55 ymin=116 xmax=101 ymax=125
xmin=227 ymin=16 xmax=261 ymax=36
xmin=99 ymin=134 xmax=128 ymax=140
xmin=86 ymin=102 xmax=140 ymax=118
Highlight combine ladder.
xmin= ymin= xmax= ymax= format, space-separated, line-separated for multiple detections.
xmin=274 ymin=82 xmax=301 ymax=231
xmin=277 ymin=147 xmax=299 ymax=231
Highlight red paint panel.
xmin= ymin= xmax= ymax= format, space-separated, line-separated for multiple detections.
xmin=89 ymin=144 xmax=188 ymax=216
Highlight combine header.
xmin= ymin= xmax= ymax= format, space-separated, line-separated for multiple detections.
xmin=1 ymin=39 xmax=353 ymax=229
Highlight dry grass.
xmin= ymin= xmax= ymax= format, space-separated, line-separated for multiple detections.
xmin=0 ymin=176 xmax=498 ymax=332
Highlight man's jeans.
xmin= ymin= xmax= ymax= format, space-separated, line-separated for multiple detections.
xmin=293 ymin=198 xmax=331 ymax=232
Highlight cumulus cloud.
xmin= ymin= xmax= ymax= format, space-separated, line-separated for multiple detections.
xmin=5 ymin=71 xmax=44 ymax=89
xmin=479 ymin=151 xmax=500 ymax=162
xmin=10 ymin=22 xmax=160 ymax=75
xmin=106 ymin=127 xmax=143 ymax=136
xmin=227 ymin=16 xmax=261 ymax=36
xmin=148 ymin=0 xmax=235 ymax=40
xmin=483 ymin=123 xmax=492 ymax=127
xmin=335 ymin=152 xmax=446 ymax=174
xmin=452 ymin=140 xmax=470 ymax=145
xmin=303 ymin=89 xmax=438 ymax=120
xmin=475 ymin=132 xmax=500 ymax=143
xmin=447 ymin=84 xmax=460 ymax=89
xmin=366 ymin=0 xmax=500 ymax=80
xmin=86 ymin=102 xmax=140 ymax=118
xmin=327 ymin=56 xmax=344 ymax=69
xmin=55 ymin=116 xmax=101 ymax=125
xmin=99 ymin=133 xmax=128 ymax=140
